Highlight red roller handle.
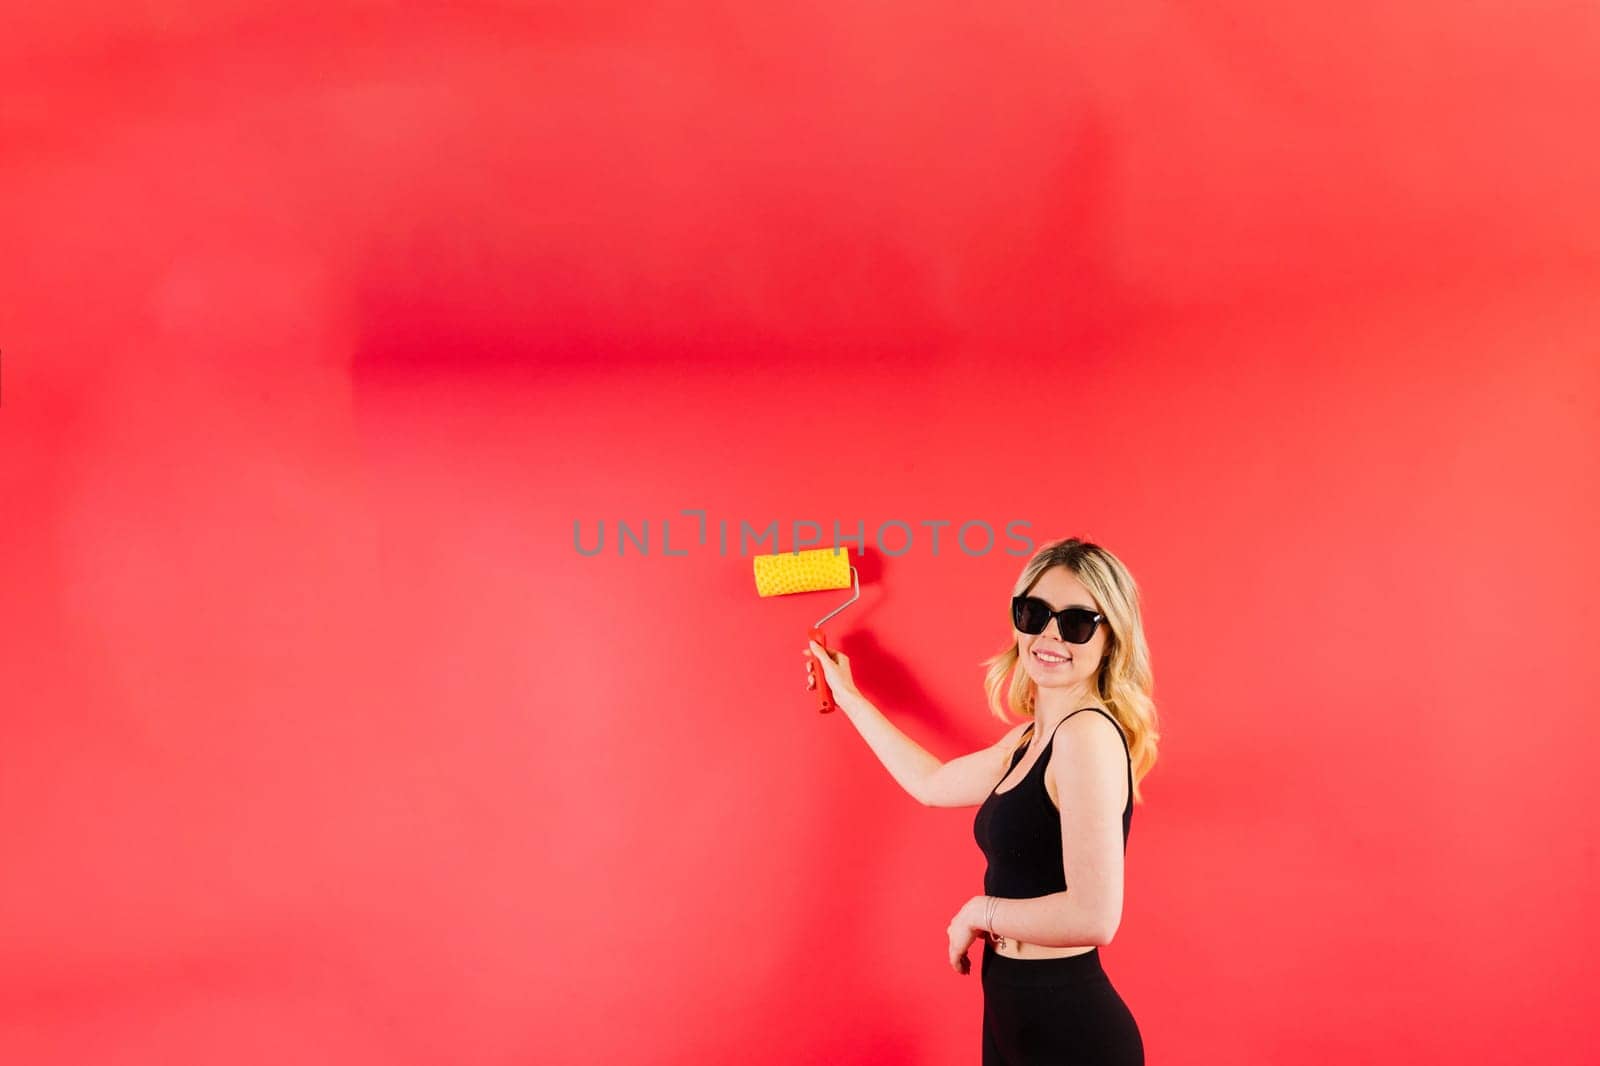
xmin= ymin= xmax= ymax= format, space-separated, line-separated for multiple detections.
xmin=808 ymin=626 xmax=837 ymax=714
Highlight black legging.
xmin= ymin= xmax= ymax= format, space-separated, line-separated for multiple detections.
xmin=980 ymin=940 xmax=1144 ymax=1065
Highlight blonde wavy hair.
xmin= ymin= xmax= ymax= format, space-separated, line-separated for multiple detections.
xmin=982 ymin=536 xmax=1160 ymax=803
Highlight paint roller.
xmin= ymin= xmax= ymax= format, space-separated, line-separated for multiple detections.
xmin=752 ymin=547 xmax=860 ymax=713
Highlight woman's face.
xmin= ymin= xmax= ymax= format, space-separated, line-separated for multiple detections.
xmin=1015 ymin=565 xmax=1110 ymax=699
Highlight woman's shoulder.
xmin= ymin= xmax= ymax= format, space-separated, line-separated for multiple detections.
xmin=1063 ymin=705 xmax=1129 ymax=746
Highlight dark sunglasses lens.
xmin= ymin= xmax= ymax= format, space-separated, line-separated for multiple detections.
xmin=1012 ymin=597 xmax=1049 ymax=634
xmin=1061 ymin=609 xmax=1098 ymax=644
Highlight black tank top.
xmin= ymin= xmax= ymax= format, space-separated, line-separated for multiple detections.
xmin=971 ymin=707 xmax=1133 ymax=899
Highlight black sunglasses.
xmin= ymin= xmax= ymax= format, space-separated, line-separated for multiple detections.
xmin=1011 ymin=596 xmax=1105 ymax=644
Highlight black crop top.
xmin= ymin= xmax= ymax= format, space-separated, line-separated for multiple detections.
xmin=971 ymin=707 xmax=1133 ymax=899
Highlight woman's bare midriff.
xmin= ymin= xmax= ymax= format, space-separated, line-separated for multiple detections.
xmin=992 ymin=940 xmax=1096 ymax=960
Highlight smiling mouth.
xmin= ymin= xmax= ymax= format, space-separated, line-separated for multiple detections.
xmin=1032 ymin=649 xmax=1072 ymax=664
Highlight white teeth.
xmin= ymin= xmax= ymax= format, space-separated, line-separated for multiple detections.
xmin=1035 ymin=651 xmax=1070 ymax=663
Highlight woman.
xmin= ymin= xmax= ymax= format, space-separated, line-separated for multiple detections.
xmin=806 ymin=536 xmax=1158 ymax=1065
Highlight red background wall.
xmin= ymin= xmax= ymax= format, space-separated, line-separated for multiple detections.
xmin=3 ymin=2 xmax=1598 ymax=1063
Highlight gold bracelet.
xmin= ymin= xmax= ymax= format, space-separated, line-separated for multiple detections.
xmin=988 ymin=896 xmax=1007 ymax=951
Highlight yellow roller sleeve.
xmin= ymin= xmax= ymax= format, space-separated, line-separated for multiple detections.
xmin=752 ymin=548 xmax=853 ymax=597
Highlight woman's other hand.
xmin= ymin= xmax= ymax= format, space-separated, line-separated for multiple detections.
xmin=947 ymin=896 xmax=990 ymax=975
